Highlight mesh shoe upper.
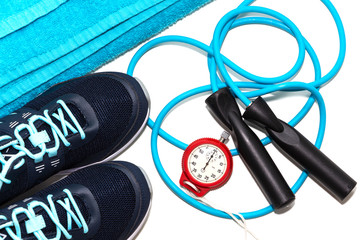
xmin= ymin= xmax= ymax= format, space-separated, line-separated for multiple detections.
xmin=0 ymin=72 xmax=149 ymax=205
xmin=0 ymin=161 xmax=152 ymax=240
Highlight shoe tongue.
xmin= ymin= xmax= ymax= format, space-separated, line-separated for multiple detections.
xmin=60 ymin=103 xmax=87 ymax=129
xmin=37 ymin=102 xmax=87 ymax=137
xmin=33 ymin=103 xmax=86 ymax=143
xmin=0 ymin=196 xmax=89 ymax=238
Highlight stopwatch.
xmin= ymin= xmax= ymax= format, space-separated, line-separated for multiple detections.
xmin=180 ymin=132 xmax=233 ymax=197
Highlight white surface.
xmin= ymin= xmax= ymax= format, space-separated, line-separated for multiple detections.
xmin=99 ymin=0 xmax=360 ymax=239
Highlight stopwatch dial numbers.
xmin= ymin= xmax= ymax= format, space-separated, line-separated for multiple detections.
xmin=188 ymin=145 xmax=227 ymax=184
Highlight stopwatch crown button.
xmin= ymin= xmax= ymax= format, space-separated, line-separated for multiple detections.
xmin=219 ymin=131 xmax=230 ymax=144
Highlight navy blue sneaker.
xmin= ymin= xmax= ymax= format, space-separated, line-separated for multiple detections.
xmin=0 ymin=72 xmax=150 ymax=204
xmin=0 ymin=161 xmax=152 ymax=240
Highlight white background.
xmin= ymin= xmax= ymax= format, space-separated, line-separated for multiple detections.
xmin=99 ymin=0 xmax=360 ymax=239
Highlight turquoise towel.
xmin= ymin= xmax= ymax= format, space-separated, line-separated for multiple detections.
xmin=0 ymin=0 xmax=211 ymax=117
xmin=0 ymin=0 xmax=67 ymax=38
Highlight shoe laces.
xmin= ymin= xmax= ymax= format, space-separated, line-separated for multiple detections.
xmin=0 ymin=100 xmax=86 ymax=190
xmin=0 ymin=189 xmax=89 ymax=240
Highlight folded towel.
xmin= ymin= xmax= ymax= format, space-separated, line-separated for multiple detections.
xmin=0 ymin=0 xmax=212 ymax=117
xmin=0 ymin=0 xmax=67 ymax=39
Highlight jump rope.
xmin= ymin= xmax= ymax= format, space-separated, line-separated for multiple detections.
xmin=126 ymin=0 xmax=356 ymax=236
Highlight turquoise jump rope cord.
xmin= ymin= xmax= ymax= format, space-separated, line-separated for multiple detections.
xmin=127 ymin=0 xmax=345 ymax=219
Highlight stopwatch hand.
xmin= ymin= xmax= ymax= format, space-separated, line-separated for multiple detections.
xmin=243 ymin=97 xmax=357 ymax=203
xmin=203 ymin=153 xmax=214 ymax=171
xmin=206 ymin=88 xmax=295 ymax=213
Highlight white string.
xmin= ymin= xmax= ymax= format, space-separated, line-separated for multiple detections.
xmin=182 ymin=182 xmax=259 ymax=240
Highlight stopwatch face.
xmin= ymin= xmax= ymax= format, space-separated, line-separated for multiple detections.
xmin=181 ymin=138 xmax=233 ymax=192
xmin=187 ymin=144 xmax=227 ymax=184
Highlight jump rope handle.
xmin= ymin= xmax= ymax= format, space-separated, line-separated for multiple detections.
xmin=206 ymin=88 xmax=295 ymax=213
xmin=243 ymin=97 xmax=357 ymax=203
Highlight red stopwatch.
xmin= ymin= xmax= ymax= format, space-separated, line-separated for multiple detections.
xmin=180 ymin=137 xmax=233 ymax=197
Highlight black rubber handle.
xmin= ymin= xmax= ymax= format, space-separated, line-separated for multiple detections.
xmin=206 ymin=88 xmax=295 ymax=213
xmin=243 ymin=97 xmax=357 ymax=203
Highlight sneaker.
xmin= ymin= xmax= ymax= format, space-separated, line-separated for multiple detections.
xmin=0 ymin=161 xmax=152 ymax=240
xmin=0 ymin=72 xmax=150 ymax=204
